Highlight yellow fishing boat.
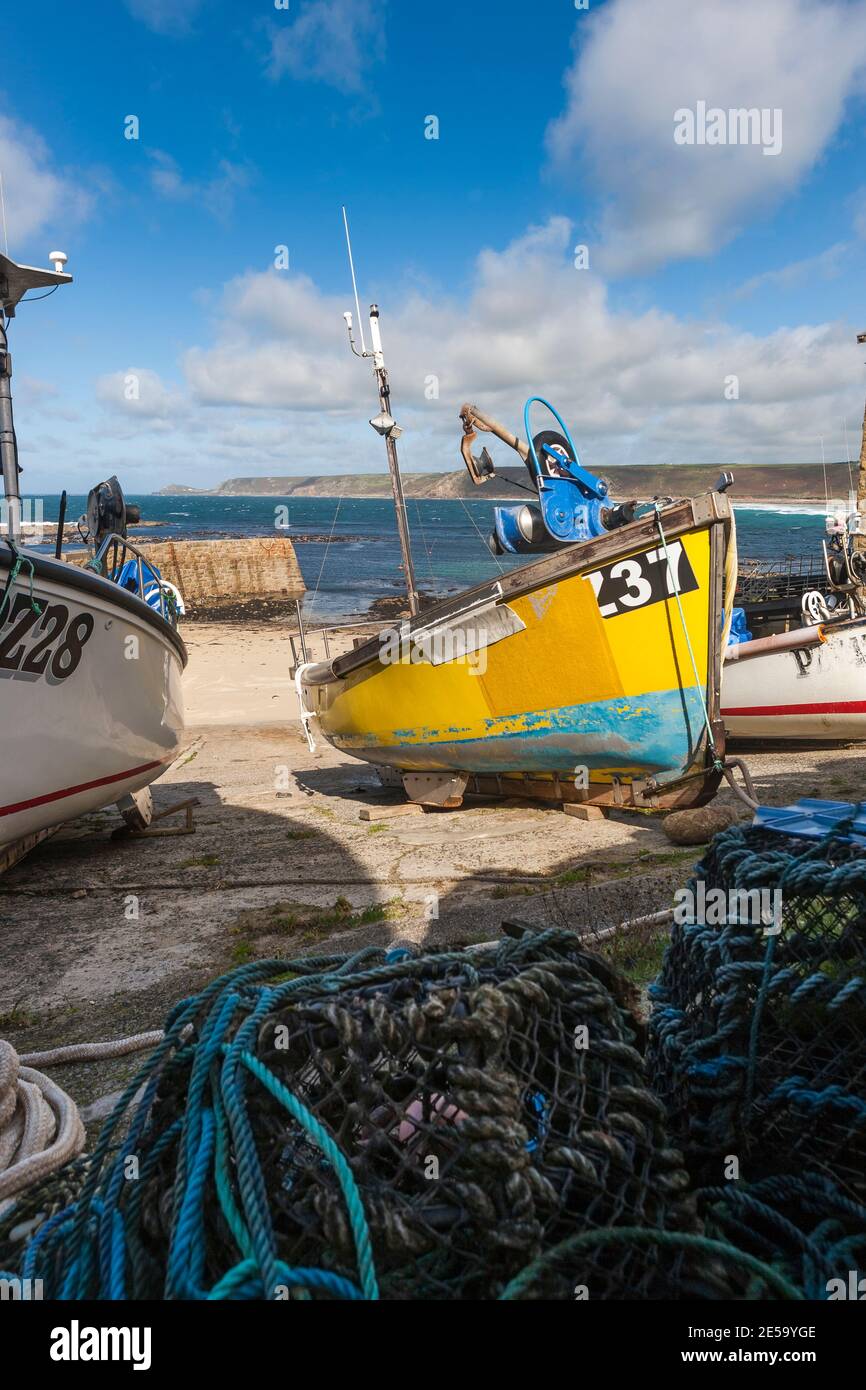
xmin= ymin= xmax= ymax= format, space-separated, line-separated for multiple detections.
xmin=296 ymin=281 xmax=739 ymax=812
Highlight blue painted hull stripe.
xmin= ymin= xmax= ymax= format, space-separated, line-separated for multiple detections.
xmin=332 ymin=686 xmax=706 ymax=776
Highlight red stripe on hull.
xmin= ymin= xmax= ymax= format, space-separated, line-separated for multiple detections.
xmin=0 ymin=760 xmax=166 ymax=817
xmin=722 ymin=699 xmax=866 ymax=718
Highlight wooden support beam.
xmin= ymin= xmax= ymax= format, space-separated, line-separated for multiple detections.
xmin=562 ymin=803 xmax=607 ymax=821
xmin=359 ymin=803 xmax=425 ymax=822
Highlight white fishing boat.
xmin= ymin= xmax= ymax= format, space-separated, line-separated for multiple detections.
xmin=0 ymin=250 xmax=186 ymax=851
xmin=722 ymin=615 xmax=866 ymax=741
xmin=722 ymin=356 xmax=866 ymax=743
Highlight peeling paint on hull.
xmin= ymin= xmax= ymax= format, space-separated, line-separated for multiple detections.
xmin=329 ymin=686 xmax=708 ymax=777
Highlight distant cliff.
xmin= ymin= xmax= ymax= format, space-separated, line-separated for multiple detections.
xmin=157 ymin=461 xmax=854 ymax=504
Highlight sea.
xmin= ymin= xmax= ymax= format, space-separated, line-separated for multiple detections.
xmin=22 ymin=493 xmax=830 ymax=624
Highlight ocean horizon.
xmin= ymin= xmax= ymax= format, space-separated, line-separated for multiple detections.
xmin=22 ymin=492 xmax=830 ymax=623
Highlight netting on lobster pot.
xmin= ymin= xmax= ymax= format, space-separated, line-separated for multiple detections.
xmin=226 ymin=933 xmax=710 ymax=1301
xmin=648 ymin=823 xmax=866 ymax=1190
xmin=699 ymin=1172 xmax=866 ymax=1301
xmin=9 ymin=930 xmax=725 ymax=1301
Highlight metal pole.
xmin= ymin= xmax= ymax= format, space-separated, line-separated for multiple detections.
xmin=0 ymin=311 xmax=21 ymax=540
xmin=54 ymin=489 xmax=67 ymax=558
xmin=368 ymin=305 xmax=419 ymax=617
xmin=856 ymin=347 xmax=866 ymax=556
xmin=339 ymin=214 xmax=419 ymax=618
xmin=295 ymin=598 xmax=309 ymax=662
xmin=376 ymin=366 xmax=419 ymax=616
xmin=851 ymin=335 xmax=866 ymax=619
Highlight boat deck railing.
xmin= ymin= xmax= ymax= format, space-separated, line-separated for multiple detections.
xmin=88 ymin=533 xmax=177 ymax=626
xmin=289 ymin=616 xmax=385 ymax=676
xmin=736 ymin=553 xmax=827 ymax=604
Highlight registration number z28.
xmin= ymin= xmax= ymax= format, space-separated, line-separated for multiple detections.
xmin=584 ymin=541 xmax=699 ymax=618
xmin=0 ymin=592 xmax=94 ymax=680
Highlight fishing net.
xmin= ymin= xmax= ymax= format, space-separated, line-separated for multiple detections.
xmin=648 ymin=823 xmax=866 ymax=1190
xmin=3 ymin=929 xmax=748 ymax=1301
xmin=698 ymin=1173 xmax=866 ymax=1301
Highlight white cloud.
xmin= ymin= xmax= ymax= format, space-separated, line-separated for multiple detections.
xmin=148 ymin=151 xmax=251 ymax=221
xmin=0 ymin=111 xmax=92 ymax=250
xmin=96 ymin=368 xmax=187 ymax=422
xmin=265 ymin=0 xmax=386 ymax=94
xmin=109 ymin=216 xmax=866 ymax=484
xmin=733 ymin=241 xmax=851 ymax=298
xmin=124 ymin=0 xmax=204 ymax=37
xmin=546 ymin=0 xmax=866 ymax=274
xmin=183 ymin=272 xmax=363 ymax=409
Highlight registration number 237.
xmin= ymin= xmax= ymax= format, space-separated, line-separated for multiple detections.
xmin=584 ymin=541 xmax=699 ymax=619
xmin=0 ymin=592 xmax=94 ymax=680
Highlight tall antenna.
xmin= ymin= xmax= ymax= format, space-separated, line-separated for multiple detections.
xmin=844 ymin=417 xmax=854 ymax=495
xmin=341 ymin=206 xmax=367 ymax=356
xmin=340 ymin=209 xmax=419 ymax=617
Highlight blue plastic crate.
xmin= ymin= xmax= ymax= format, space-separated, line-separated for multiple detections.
xmin=751 ymin=797 xmax=866 ymax=845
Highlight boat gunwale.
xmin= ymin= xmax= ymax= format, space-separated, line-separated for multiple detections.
xmin=0 ymin=545 xmax=189 ymax=668
xmin=723 ymin=613 xmax=866 ymax=666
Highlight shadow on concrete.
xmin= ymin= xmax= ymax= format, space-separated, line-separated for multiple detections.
xmin=3 ymin=736 xmax=864 ymax=1113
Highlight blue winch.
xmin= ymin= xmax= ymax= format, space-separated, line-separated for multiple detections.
xmin=459 ymin=396 xmax=636 ymax=556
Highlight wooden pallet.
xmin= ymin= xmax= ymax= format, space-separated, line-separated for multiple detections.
xmin=0 ymin=826 xmax=59 ymax=875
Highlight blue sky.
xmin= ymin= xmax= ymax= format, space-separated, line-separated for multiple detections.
xmin=2 ymin=0 xmax=866 ymax=491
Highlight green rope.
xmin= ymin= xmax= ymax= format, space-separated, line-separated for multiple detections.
xmin=0 ymin=543 xmax=42 ymax=620
xmin=653 ymin=505 xmax=719 ymax=766
xmin=499 ymin=1227 xmax=805 ymax=1302
xmin=238 ymin=1050 xmax=380 ymax=1301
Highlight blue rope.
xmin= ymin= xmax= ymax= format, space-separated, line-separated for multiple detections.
xmin=6 ymin=951 xmax=391 ymax=1301
xmin=237 ymin=1051 xmax=379 ymax=1301
xmin=207 ymin=1260 xmax=364 ymax=1301
xmin=649 ymin=818 xmax=866 ymax=1175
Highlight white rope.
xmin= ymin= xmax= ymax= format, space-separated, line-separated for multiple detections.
xmin=0 ymin=1029 xmax=164 ymax=1214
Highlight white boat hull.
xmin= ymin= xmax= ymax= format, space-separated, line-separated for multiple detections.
xmin=0 ymin=552 xmax=185 ymax=846
xmin=722 ymin=618 xmax=866 ymax=741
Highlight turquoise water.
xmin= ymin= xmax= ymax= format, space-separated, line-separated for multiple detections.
xmin=24 ymin=493 xmax=828 ymax=623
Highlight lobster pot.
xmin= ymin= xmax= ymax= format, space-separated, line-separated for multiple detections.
xmin=8 ymin=933 xmax=731 ymax=1301
xmin=238 ymin=937 xmax=717 ymax=1301
xmin=699 ymin=1172 xmax=866 ymax=1302
xmin=649 ymin=824 xmax=866 ymax=1189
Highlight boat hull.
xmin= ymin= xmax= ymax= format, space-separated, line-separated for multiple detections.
xmin=300 ymin=494 xmax=734 ymax=806
xmin=0 ymin=553 xmax=186 ymax=845
xmin=722 ymin=618 xmax=866 ymax=741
